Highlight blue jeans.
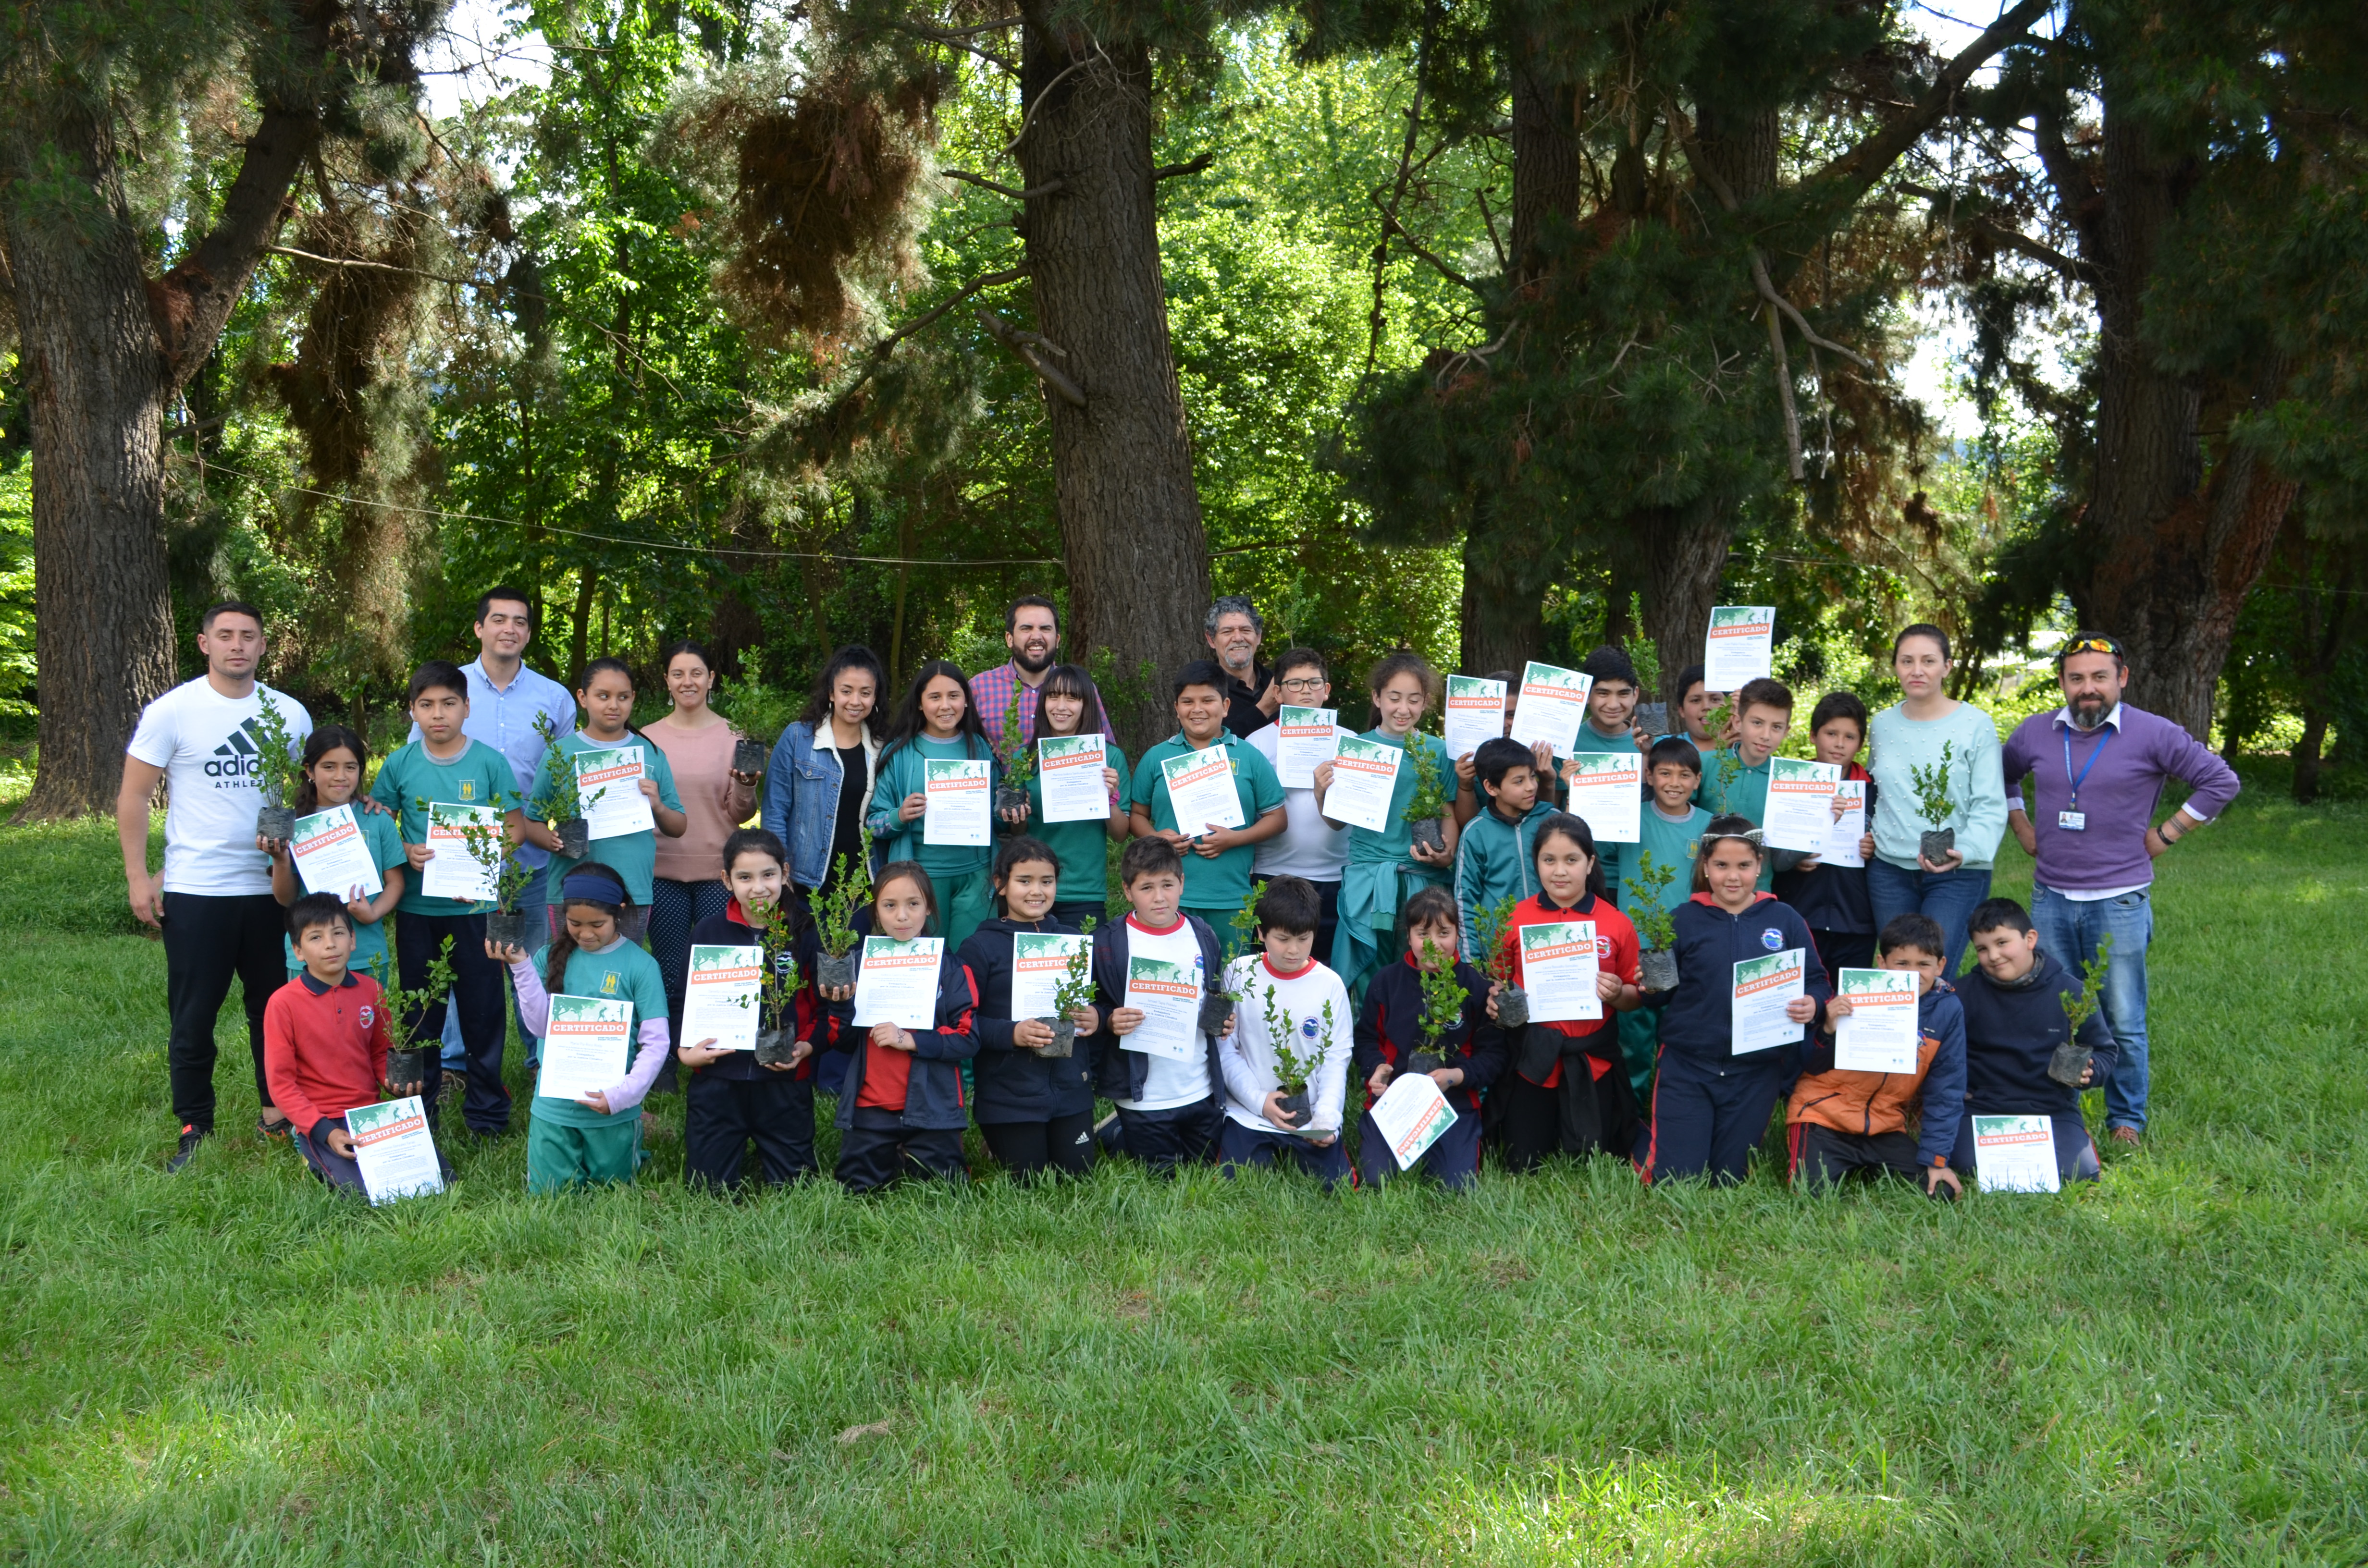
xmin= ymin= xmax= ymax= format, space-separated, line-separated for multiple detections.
xmin=443 ymin=863 xmax=550 ymax=1072
xmin=1866 ymin=858 xmax=1994 ymax=978
xmin=2030 ymin=883 xmax=2154 ymax=1131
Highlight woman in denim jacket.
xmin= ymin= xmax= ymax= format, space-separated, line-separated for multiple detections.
xmin=762 ymin=646 xmax=885 ymax=906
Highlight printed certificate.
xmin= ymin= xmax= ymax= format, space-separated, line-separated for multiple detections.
xmin=1704 ymin=606 xmax=1776 ymax=689
xmin=683 ymin=944 xmax=763 ymax=1052
xmin=1322 ymin=735 xmax=1402 ymax=832
xmin=923 ymin=758 xmax=992 ymax=846
xmin=576 ymin=746 xmax=655 ymax=839
xmin=1730 ymin=948 xmax=1806 ymax=1054
xmin=851 ymin=937 xmax=946 ymax=1030
xmin=1508 ymin=661 xmax=1591 ymax=758
xmin=1520 ymin=920 xmax=1603 ymax=1023
xmin=1833 ymin=967 xmax=1919 ymax=1073
xmin=1563 ymin=752 xmax=1642 ymax=844
xmin=289 ymin=804 xmax=382 ymax=898
xmin=1036 ymin=735 xmax=1110 ymax=824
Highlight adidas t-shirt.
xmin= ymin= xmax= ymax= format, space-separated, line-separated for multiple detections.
xmin=127 ymin=678 xmax=314 ymax=896
xmin=1115 ymin=915 xmax=1212 ymax=1113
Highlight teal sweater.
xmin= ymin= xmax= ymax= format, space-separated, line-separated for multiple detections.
xmin=866 ymin=733 xmax=1001 ymax=882
xmin=1617 ymin=803 xmax=1712 ymax=946
xmin=1452 ymin=799 xmax=1558 ymax=964
xmin=1866 ymin=703 xmax=2007 ymax=870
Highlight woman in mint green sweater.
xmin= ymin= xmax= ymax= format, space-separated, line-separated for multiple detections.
xmin=1865 ymin=624 xmax=2005 ymax=975
xmin=865 ymin=660 xmax=1010 ymax=948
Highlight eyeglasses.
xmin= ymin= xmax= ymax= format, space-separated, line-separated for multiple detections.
xmin=1276 ymin=678 xmax=1327 ymax=692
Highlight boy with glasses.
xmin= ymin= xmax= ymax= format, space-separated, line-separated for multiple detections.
xmin=1245 ymin=649 xmax=1357 ymax=962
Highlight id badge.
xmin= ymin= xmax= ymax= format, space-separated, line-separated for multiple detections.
xmin=2058 ymin=810 xmax=2086 ymax=832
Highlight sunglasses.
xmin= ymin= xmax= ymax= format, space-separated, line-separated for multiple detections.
xmin=2060 ymin=637 xmax=2123 ymax=659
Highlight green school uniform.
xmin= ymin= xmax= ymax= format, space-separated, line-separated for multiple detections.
xmin=1024 ymin=738 xmax=1130 ymax=912
xmin=1132 ymin=729 xmax=1285 ymax=923
xmin=866 ymin=733 xmax=1000 ymax=948
xmin=1616 ymin=802 xmax=1711 ymax=1101
xmin=1693 ymin=746 xmax=1775 ymax=891
xmin=527 ymin=939 xmax=667 ymax=1192
xmin=1332 ymin=728 xmax=1455 ymax=1000
xmin=1567 ymin=722 xmax=1643 ymax=903
xmin=529 ymin=730 xmax=685 ymax=906
xmin=370 ymin=738 xmax=519 ymax=917
xmin=280 ymin=805 xmax=409 ymax=980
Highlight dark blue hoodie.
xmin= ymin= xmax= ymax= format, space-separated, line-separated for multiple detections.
xmin=1954 ymin=947 xmax=2117 ymax=1121
xmin=1087 ymin=911 xmax=1229 ymax=1106
xmin=958 ymin=914 xmax=1097 ymax=1124
xmin=1351 ymin=950 xmax=1507 ymax=1115
xmin=824 ymin=910 xmax=980 ymax=1132
xmin=1653 ymin=891 xmax=1832 ymax=1066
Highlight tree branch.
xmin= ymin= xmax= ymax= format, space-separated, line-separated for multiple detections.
xmin=1897 ymin=185 xmax=2100 ymax=284
xmin=942 ymin=169 xmax=1066 ymax=200
xmin=267 ymin=245 xmax=483 ymax=288
xmin=867 ymin=266 xmax=1028 ymax=360
xmin=890 ymin=18 xmax=1019 ymax=73
xmin=1152 ymin=152 xmax=1215 ymax=182
xmin=1766 ymin=303 xmax=1805 ymax=481
xmin=976 ymin=309 xmax=1086 ymax=405
xmin=1371 ymin=195 xmax=1485 ymax=297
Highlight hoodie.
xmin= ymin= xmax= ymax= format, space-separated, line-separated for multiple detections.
xmin=1789 ymin=975 xmax=1965 ymax=1167
xmin=1653 ymin=891 xmax=1832 ymax=1065
xmin=1352 ymin=950 xmax=1507 ymax=1115
xmin=823 ymin=911 xmax=980 ymax=1132
xmin=1954 ymin=948 xmax=2118 ymax=1121
xmin=957 ymin=913 xmax=1098 ymax=1124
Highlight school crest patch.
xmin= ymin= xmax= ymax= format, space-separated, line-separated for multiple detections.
xmin=602 ymin=972 xmax=619 ymax=994
xmin=358 ymin=1005 xmax=375 ymax=1029
xmin=1761 ymin=927 xmax=1785 ymax=951
xmin=460 ymin=780 xmax=476 ymax=800
xmin=1299 ymin=1017 xmax=1320 ymax=1041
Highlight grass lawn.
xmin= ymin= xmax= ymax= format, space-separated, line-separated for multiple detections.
xmin=0 ymin=772 xmax=2362 ymax=1564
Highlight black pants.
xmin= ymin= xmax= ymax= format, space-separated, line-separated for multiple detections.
xmin=979 ymin=1111 xmax=1097 ymax=1179
xmin=164 ymin=892 xmax=286 ymax=1132
xmin=686 ymin=1072 xmax=816 ymax=1190
xmin=1809 ymin=929 xmax=1877 ymax=977
xmin=1308 ymin=878 xmax=1342 ymax=975
xmin=651 ymin=878 xmax=730 ymax=1094
xmin=1644 ymin=1048 xmax=1790 ymax=1186
xmin=1493 ymin=1062 xmax=1637 ymax=1173
xmin=1116 ymin=1098 xmax=1223 ymax=1175
xmin=836 ymin=1116 xmax=967 ymax=1192
xmin=397 ymin=910 xmax=511 ymax=1135
xmin=1789 ymin=1123 xmax=1925 ymax=1191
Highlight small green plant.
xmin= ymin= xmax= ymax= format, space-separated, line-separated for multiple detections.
xmin=2061 ymin=933 xmax=2113 ymax=1036
xmin=1051 ymin=918 xmax=1098 ymax=1019
xmin=1908 ymin=740 xmax=1958 ymax=827
xmin=1414 ymin=938 xmax=1469 ymax=1054
xmin=1223 ymin=879 xmax=1267 ymax=971
xmin=1267 ymin=990 xmax=1332 ymax=1094
xmin=750 ymin=895 xmax=802 ymax=1031
xmin=1629 ymin=852 xmax=1680 ymax=952
xmin=1471 ymin=893 xmax=1521 ymax=984
xmin=999 ymin=698 xmax=1035 ymax=784
xmin=456 ymin=809 xmax=531 ymax=913
xmin=1401 ymin=737 xmax=1451 ymax=828
xmin=530 ymin=710 xmax=588 ymax=823
xmin=368 ymin=937 xmax=456 ymax=1056
xmin=249 ymin=690 xmax=306 ymax=810
xmin=814 ymin=824 xmax=874 ymax=960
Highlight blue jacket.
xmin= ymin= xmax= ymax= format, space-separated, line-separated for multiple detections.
xmin=1087 ymin=913 xmax=1229 ymax=1105
xmin=1352 ymin=950 xmax=1507 ymax=1115
xmin=762 ymin=719 xmax=876 ymax=890
xmin=958 ymin=915 xmax=1098 ymax=1124
xmin=826 ymin=938 xmax=979 ymax=1132
xmin=1954 ymin=949 xmax=2118 ymax=1121
xmin=1653 ymin=892 xmax=1832 ymax=1067
xmin=1792 ymin=977 xmax=1967 ymax=1166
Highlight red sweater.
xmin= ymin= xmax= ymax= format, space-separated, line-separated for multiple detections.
xmin=1495 ymin=892 xmax=1640 ymax=1086
xmin=263 ymin=970 xmax=393 ymax=1138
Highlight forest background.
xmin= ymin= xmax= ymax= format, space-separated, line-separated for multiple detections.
xmin=2 ymin=0 xmax=2365 ymax=814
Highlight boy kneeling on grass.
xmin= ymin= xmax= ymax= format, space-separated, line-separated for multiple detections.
xmin=1788 ymin=912 xmax=1965 ymax=1199
xmin=1953 ymin=897 xmax=2118 ymax=1186
xmin=1217 ymin=876 xmax=1356 ymax=1187
xmin=1089 ymin=836 xmax=1232 ymax=1174
xmin=263 ymin=892 xmax=415 ymax=1193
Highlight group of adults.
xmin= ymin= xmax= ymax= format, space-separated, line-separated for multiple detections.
xmin=118 ymin=586 xmax=2232 ymax=1169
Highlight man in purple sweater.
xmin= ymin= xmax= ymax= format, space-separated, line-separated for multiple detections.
xmin=2002 ymin=633 xmax=2241 ymax=1146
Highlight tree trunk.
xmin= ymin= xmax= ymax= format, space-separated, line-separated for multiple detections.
xmin=1015 ymin=5 xmax=1210 ymax=754
xmin=3 ymin=96 xmax=177 ymax=821
xmin=1458 ymin=515 xmax=1545 ymax=677
xmin=2291 ymin=708 xmax=2327 ymax=804
xmin=2075 ymin=102 xmax=2296 ymax=741
xmin=1639 ymin=498 xmax=1731 ymax=698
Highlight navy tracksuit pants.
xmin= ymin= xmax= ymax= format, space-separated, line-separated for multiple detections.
xmin=1642 ymin=1047 xmax=1791 ymax=1186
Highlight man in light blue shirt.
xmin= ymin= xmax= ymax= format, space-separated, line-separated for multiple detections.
xmin=419 ymin=586 xmax=578 ymax=1070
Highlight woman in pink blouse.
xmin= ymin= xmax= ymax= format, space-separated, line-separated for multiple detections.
xmin=646 ymin=641 xmax=762 ymax=1059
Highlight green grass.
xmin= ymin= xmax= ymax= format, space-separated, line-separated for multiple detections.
xmin=1 ymin=774 xmax=2363 ymax=1564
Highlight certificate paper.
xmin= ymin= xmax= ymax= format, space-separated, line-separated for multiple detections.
xmin=1159 ymin=746 xmax=1246 ymax=836
xmin=1443 ymin=675 xmax=1507 ymax=761
xmin=1833 ymin=968 xmax=1921 ymax=1073
xmin=1972 ymin=1114 xmax=2061 ymax=1193
xmin=1763 ymin=757 xmax=1843 ymax=853
xmin=851 ymin=936 xmax=946 ymax=1030
xmin=345 ymin=1095 xmax=444 ymax=1205
xmin=1273 ymin=707 xmax=1341 ymax=788
xmin=576 ymin=746 xmax=655 ymax=839
xmin=1369 ymin=1070 xmax=1455 ymax=1171
xmin=683 ymin=944 xmax=763 ymax=1052
xmin=1012 ymin=931 xmax=1091 ymax=1018
xmin=289 ymin=804 xmax=382 ymax=898
xmin=1122 ymin=955 xmax=1203 ymax=1061
xmin=1822 ymin=781 xmax=1868 ymax=867
xmin=1520 ymin=920 xmax=1603 ymax=1023
xmin=1563 ymin=752 xmax=1642 ymax=844
xmin=1322 ymin=735 xmax=1402 ymax=832
xmin=1036 ymin=735 xmax=1110 ymax=824
xmin=536 ymin=994 xmax=631 ymax=1102
xmin=1730 ymin=948 xmax=1806 ymax=1054
xmin=422 ymin=802 xmax=500 ymax=903
xmin=1508 ymin=661 xmax=1591 ymax=758
xmin=923 ymin=758 xmax=993 ymax=846
xmin=1704 ymin=606 xmax=1776 ymax=690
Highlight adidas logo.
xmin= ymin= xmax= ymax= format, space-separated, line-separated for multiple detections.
xmin=205 ymin=717 xmax=268 ymax=781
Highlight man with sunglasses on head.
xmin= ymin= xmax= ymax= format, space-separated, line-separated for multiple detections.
xmin=2001 ymin=632 xmax=2240 ymax=1148
xmin=1244 ymin=649 xmax=1356 ymax=962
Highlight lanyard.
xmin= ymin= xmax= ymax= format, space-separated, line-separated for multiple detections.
xmin=2062 ymin=721 xmax=2116 ymax=808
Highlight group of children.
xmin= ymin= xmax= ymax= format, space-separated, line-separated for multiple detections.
xmin=258 ymin=642 xmax=2118 ymax=1199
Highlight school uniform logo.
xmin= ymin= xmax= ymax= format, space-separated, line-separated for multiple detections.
xmin=358 ymin=1005 xmax=376 ymax=1029
xmin=1761 ymin=927 xmax=1785 ymax=950
xmin=601 ymin=972 xmax=619 ymax=994
xmin=459 ymin=780 xmax=477 ymax=800
xmin=204 ymin=716 xmax=268 ymax=784
xmin=1299 ymin=1017 xmax=1320 ymax=1041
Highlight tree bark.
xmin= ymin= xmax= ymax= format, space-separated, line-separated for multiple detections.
xmin=1639 ymin=498 xmax=1731 ymax=699
xmin=1014 ymin=4 xmax=1210 ymax=754
xmin=2074 ymin=105 xmax=2298 ymax=742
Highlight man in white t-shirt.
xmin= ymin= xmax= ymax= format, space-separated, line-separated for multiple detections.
xmin=1246 ymin=648 xmax=1353 ymax=962
xmin=118 ymin=601 xmax=314 ymax=1172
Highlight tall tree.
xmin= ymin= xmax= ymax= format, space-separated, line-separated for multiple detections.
xmin=0 ymin=0 xmax=440 ymax=819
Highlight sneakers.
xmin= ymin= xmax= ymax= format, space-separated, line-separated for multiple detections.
xmin=2109 ymin=1125 xmax=2143 ymax=1148
xmin=167 ymin=1125 xmax=206 ymax=1174
xmin=258 ymin=1113 xmax=292 ymax=1142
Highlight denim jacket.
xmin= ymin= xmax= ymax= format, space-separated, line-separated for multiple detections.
xmin=762 ymin=719 xmax=879 ymax=889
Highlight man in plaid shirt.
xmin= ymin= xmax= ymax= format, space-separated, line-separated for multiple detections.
xmin=969 ymin=595 xmax=1062 ymax=759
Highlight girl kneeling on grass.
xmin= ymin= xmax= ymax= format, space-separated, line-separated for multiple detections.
xmin=493 ymin=864 xmax=671 ymax=1192
xmin=1485 ymin=813 xmax=1645 ymax=1170
xmin=1639 ymin=816 xmax=1831 ymax=1188
xmin=822 ymin=860 xmax=979 ymax=1191
xmin=958 ymin=836 xmax=1101 ymax=1181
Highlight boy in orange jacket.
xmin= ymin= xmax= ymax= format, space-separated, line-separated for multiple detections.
xmin=1786 ymin=912 xmax=1966 ymax=1199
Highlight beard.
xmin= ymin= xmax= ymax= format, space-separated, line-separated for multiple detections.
xmin=2069 ymin=691 xmax=2113 ymax=729
xmin=1012 ymin=641 xmax=1055 ymax=675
